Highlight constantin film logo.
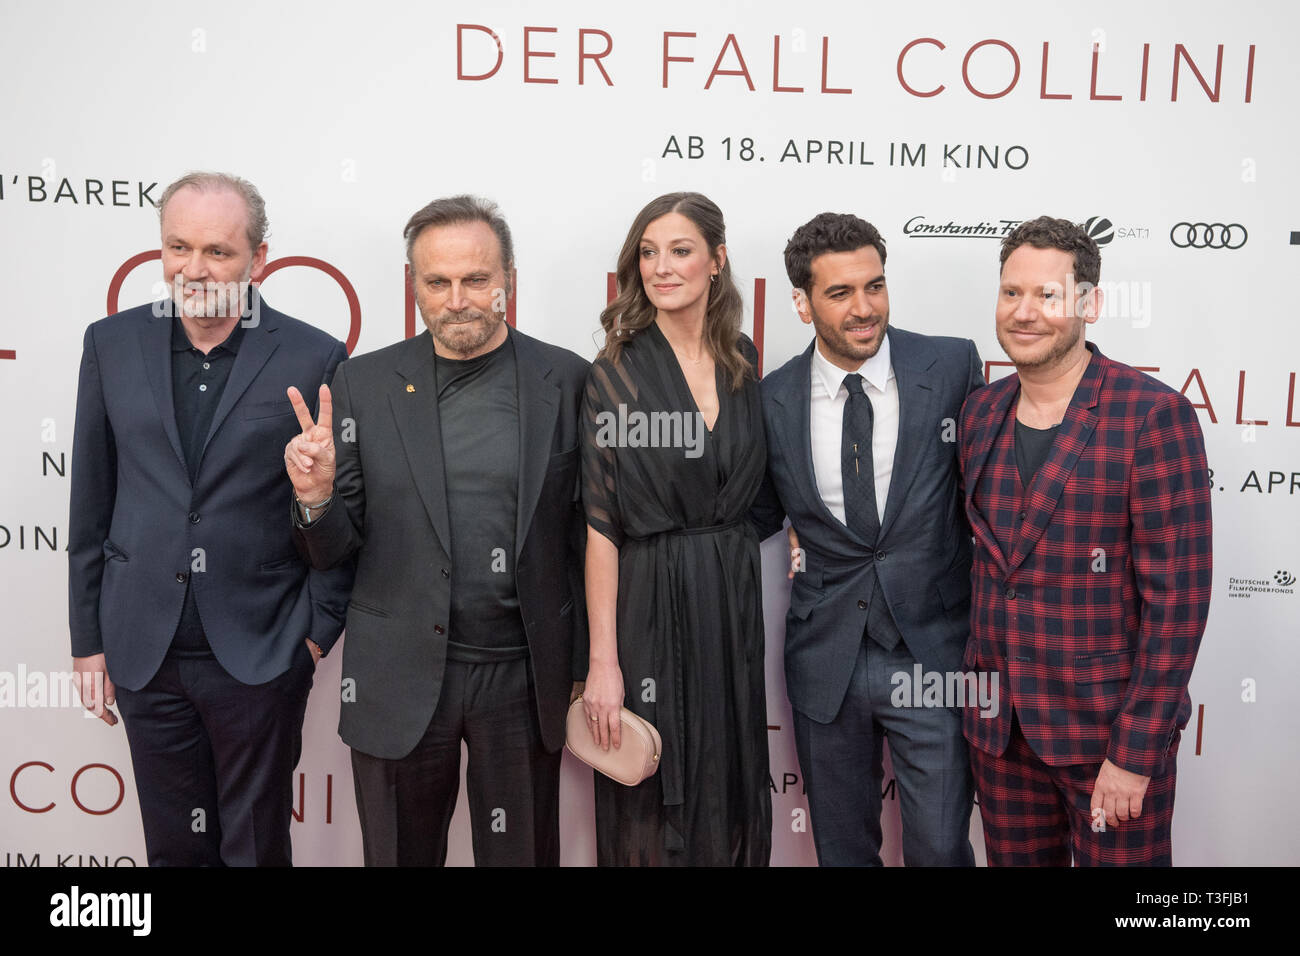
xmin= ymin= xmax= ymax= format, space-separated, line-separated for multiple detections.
xmin=902 ymin=216 xmax=1022 ymax=239
xmin=1226 ymin=568 xmax=1295 ymax=599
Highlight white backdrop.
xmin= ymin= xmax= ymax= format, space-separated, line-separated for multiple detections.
xmin=2 ymin=0 xmax=1296 ymax=866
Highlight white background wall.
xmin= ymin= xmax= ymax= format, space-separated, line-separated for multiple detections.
xmin=2 ymin=0 xmax=1296 ymax=866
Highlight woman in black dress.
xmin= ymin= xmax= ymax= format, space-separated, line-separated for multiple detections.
xmin=580 ymin=192 xmax=771 ymax=865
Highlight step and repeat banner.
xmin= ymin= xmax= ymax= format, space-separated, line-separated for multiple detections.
xmin=2 ymin=0 xmax=1296 ymax=866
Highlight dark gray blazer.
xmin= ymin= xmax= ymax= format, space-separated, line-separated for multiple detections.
xmin=68 ymin=297 xmax=353 ymax=689
xmin=294 ymin=325 xmax=590 ymax=759
xmin=750 ymin=326 xmax=984 ymax=723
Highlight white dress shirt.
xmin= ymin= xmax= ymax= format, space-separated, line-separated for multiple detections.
xmin=809 ymin=332 xmax=899 ymax=528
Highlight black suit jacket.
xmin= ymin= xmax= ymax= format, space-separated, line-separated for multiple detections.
xmin=294 ymin=325 xmax=590 ymax=758
xmin=750 ymin=326 xmax=984 ymax=722
xmin=68 ymin=296 xmax=353 ymax=689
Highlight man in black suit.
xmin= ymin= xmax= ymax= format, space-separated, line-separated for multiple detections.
xmin=286 ymin=195 xmax=589 ymax=866
xmin=68 ymin=171 xmax=352 ymax=865
xmin=751 ymin=212 xmax=984 ymax=865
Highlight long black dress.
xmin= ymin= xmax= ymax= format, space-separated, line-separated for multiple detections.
xmin=581 ymin=322 xmax=771 ymax=865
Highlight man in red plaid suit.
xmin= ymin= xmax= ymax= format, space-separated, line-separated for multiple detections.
xmin=959 ymin=216 xmax=1212 ymax=866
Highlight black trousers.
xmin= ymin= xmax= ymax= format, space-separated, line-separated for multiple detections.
xmin=350 ymin=655 xmax=561 ymax=866
xmin=114 ymin=640 xmax=315 ymax=866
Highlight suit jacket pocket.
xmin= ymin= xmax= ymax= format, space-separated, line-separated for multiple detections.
xmin=260 ymin=554 xmax=301 ymax=572
xmin=349 ymin=597 xmax=391 ymax=619
xmin=787 ymin=566 xmax=824 ymax=620
xmin=242 ymin=399 xmax=297 ymax=421
xmin=1072 ymin=650 xmax=1134 ymax=684
xmin=102 ymin=539 xmax=129 ymax=562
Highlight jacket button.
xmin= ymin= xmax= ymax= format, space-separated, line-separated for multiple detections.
xmin=1005 ymin=586 xmax=1016 ymax=599
xmin=857 ymin=600 xmax=868 ymax=609
xmin=875 ymin=550 xmax=887 ymax=561
xmin=440 ymin=568 xmax=450 ymax=578
xmin=176 ymin=572 xmax=188 ymax=583
xmin=434 ymin=625 xmax=445 ymax=634
xmin=189 ymin=512 xmax=200 ymax=524
xmin=1017 ymin=510 xmax=1027 ymax=522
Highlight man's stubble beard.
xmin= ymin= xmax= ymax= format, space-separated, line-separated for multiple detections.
xmin=997 ymin=316 xmax=1084 ymax=371
xmin=424 ymin=306 xmax=504 ymax=357
xmin=811 ymin=300 xmax=889 ymax=366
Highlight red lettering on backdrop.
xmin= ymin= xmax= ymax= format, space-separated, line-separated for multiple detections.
xmin=706 ymin=34 xmax=755 ymax=91
xmin=1090 ymin=42 xmax=1121 ymax=101
xmin=662 ymin=32 xmax=695 ymax=88
xmin=579 ymin=29 xmax=614 ymax=86
xmin=70 ymin=763 xmax=125 ymax=815
xmin=106 ymin=249 xmax=162 ymax=317
xmin=1288 ymin=373 xmax=1300 ymax=427
xmin=962 ymin=39 xmax=1020 ymax=99
xmin=458 ymin=24 xmax=503 ymax=80
xmin=984 ymin=360 xmax=1016 ymax=383
xmin=1039 ymin=42 xmax=1071 ymax=100
xmin=773 ymin=36 xmax=803 ymax=93
xmin=897 ymin=38 xmax=945 ymax=97
xmin=1172 ymin=43 xmax=1223 ymax=102
xmin=1235 ymin=369 xmax=1267 ymax=426
xmin=10 ymin=761 xmax=55 ymax=813
xmin=820 ymin=37 xmax=851 ymax=94
xmin=107 ymin=252 xmax=362 ymax=354
xmin=524 ymin=26 xmax=559 ymax=84
xmin=1180 ymin=368 xmax=1217 ymax=423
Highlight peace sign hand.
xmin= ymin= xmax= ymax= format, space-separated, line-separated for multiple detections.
xmin=285 ymin=384 xmax=336 ymax=507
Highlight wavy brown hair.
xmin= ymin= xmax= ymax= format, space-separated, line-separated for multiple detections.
xmin=598 ymin=192 xmax=753 ymax=391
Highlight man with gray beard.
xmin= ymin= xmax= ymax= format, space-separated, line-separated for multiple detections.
xmin=285 ymin=195 xmax=589 ymax=865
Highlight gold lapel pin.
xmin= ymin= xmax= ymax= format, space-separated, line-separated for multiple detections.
xmin=406 ymin=383 xmax=415 ymax=393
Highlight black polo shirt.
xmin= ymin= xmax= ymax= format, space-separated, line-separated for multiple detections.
xmin=169 ymin=315 xmax=245 ymax=655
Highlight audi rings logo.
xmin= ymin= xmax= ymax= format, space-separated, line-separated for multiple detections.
xmin=1170 ymin=222 xmax=1248 ymax=249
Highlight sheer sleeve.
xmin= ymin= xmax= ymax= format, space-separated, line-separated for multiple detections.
xmin=581 ymin=359 xmax=625 ymax=549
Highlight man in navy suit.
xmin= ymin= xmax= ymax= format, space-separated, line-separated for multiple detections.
xmin=68 ymin=172 xmax=352 ymax=865
xmin=751 ymin=213 xmax=984 ymax=865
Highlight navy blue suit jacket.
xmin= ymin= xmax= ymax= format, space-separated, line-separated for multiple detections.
xmin=68 ymin=295 xmax=353 ymax=690
xmin=750 ymin=326 xmax=984 ymax=723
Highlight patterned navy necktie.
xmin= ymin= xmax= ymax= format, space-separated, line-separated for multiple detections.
xmin=841 ymin=373 xmax=878 ymax=542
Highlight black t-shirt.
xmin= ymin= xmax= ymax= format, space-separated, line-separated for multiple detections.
xmin=434 ymin=335 xmax=529 ymax=658
xmin=1014 ymin=418 xmax=1059 ymax=487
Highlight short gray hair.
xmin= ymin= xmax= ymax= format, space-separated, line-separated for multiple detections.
xmin=157 ymin=171 xmax=269 ymax=252
xmin=403 ymin=195 xmax=515 ymax=295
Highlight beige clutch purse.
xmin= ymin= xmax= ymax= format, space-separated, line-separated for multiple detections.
xmin=565 ymin=697 xmax=662 ymax=786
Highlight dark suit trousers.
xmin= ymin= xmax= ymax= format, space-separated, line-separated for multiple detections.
xmin=349 ymin=656 xmax=561 ymax=866
xmin=792 ymin=638 xmax=976 ymax=866
xmin=114 ymin=641 xmax=315 ymax=866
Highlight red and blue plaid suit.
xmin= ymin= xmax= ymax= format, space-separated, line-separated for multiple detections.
xmin=959 ymin=343 xmax=1211 ymax=864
